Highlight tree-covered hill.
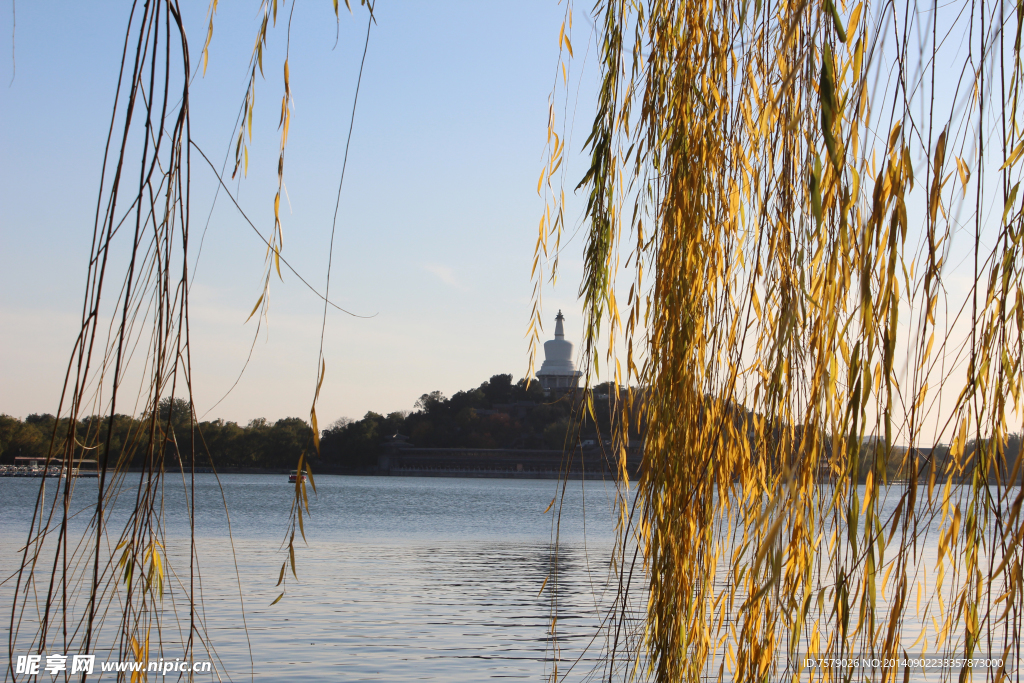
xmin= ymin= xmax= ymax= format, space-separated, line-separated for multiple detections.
xmin=1 ymin=375 xmax=633 ymax=472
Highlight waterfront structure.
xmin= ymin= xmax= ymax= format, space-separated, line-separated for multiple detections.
xmin=377 ymin=444 xmax=642 ymax=480
xmin=535 ymin=311 xmax=582 ymax=396
xmin=2 ymin=456 xmax=98 ymax=477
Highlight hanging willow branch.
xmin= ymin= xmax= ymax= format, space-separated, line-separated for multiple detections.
xmin=6 ymin=0 xmax=203 ymax=675
xmin=6 ymin=1 xmax=371 ymax=679
xmin=537 ymin=0 xmax=1024 ymax=680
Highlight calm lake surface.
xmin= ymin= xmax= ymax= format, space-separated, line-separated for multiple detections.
xmin=1 ymin=474 xmax=628 ymax=682
xmin=2 ymin=475 xmax=1019 ymax=682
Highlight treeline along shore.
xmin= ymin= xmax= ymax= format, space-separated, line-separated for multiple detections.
xmin=0 ymin=375 xmax=638 ymax=475
xmin=2 ymin=373 xmax=1021 ymax=481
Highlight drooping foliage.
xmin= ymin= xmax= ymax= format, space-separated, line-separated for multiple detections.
xmin=9 ymin=0 xmax=1024 ymax=680
xmin=534 ymin=0 xmax=1024 ymax=679
xmin=6 ymin=0 xmax=373 ymax=674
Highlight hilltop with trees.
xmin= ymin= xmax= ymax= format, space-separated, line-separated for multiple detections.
xmin=0 ymin=374 xmax=638 ymax=473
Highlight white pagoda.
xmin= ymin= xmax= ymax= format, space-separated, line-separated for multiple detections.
xmin=536 ymin=310 xmax=582 ymax=395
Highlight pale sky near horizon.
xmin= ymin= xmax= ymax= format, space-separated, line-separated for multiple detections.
xmin=2 ymin=2 xmax=1020 ymax=446
xmin=0 ymin=2 xmax=601 ymax=425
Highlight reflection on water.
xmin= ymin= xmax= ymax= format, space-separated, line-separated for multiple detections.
xmin=3 ymin=475 xmax=1018 ymax=681
xmin=194 ymin=541 xmax=619 ymax=681
xmin=1 ymin=474 xmax=628 ymax=682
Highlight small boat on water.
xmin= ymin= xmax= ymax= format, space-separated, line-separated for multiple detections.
xmin=2 ymin=457 xmax=100 ymax=478
xmin=289 ymin=469 xmax=307 ymax=484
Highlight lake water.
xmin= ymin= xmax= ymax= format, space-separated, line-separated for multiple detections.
xmin=2 ymin=474 xmax=1019 ymax=682
xmin=1 ymin=474 xmax=632 ymax=682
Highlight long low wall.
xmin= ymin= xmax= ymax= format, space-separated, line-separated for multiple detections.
xmin=379 ymin=447 xmax=641 ymax=480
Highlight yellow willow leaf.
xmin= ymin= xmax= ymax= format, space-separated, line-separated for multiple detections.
xmin=881 ymin=562 xmax=894 ymax=599
xmin=270 ymin=592 xmax=284 ymax=606
xmin=246 ymin=292 xmax=265 ymax=322
xmin=1002 ymin=182 xmax=1020 ymax=226
xmin=1000 ymin=140 xmax=1024 ymax=170
xmin=888 ymin=121 xmax=903 ymax=151
xmin=910 ymin=622 xmax=926 ymax=648
xmin=537 ymin=575 xmax=549 ymax=597
xmin=753 ymin=510 xmax=787 ymax=571
xmin=993 ymin=529 xmax=1024 ymax=578
xmin=314 ymin=359 xmax=326 ymax=400
xmin=862 ymin=470 xmax=873 ymax=515
xmin=914 ymin=382 xmax=928 ymax=411
xmin=995 ymin=647 xmax=1012 ymax=683
xmin=853 ymin=36 xmax=864 ymax=79
xmin=310 ymin=360 xmax=325 ymax=454
xmin=847 ymin=2 xmax=863 ymax=38
xmin=305 ymin=461 xmax=317 ymax=495
xmin=311 ymin=408 xmax=320 ymax=454
xmin=903 ymin=146 xmax=916 ymax=191
xmin=549 ymin=155 xmax=563 ymax=178
xmin=952 ymin=416 xmax=969 ymax=458
xmin=130 ymin=636 xmax=142 ymax=661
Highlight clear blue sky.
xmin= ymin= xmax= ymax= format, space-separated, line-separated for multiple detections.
xmin=0 ymin=2 xmax=599 ymax=424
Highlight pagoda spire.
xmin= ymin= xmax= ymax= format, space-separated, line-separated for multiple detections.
xmin=536 ymin=310 xmax=580 ymax=395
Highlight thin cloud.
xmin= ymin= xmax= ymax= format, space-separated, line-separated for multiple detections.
xmin=424 ymin=264 xmax=458 ymax=287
